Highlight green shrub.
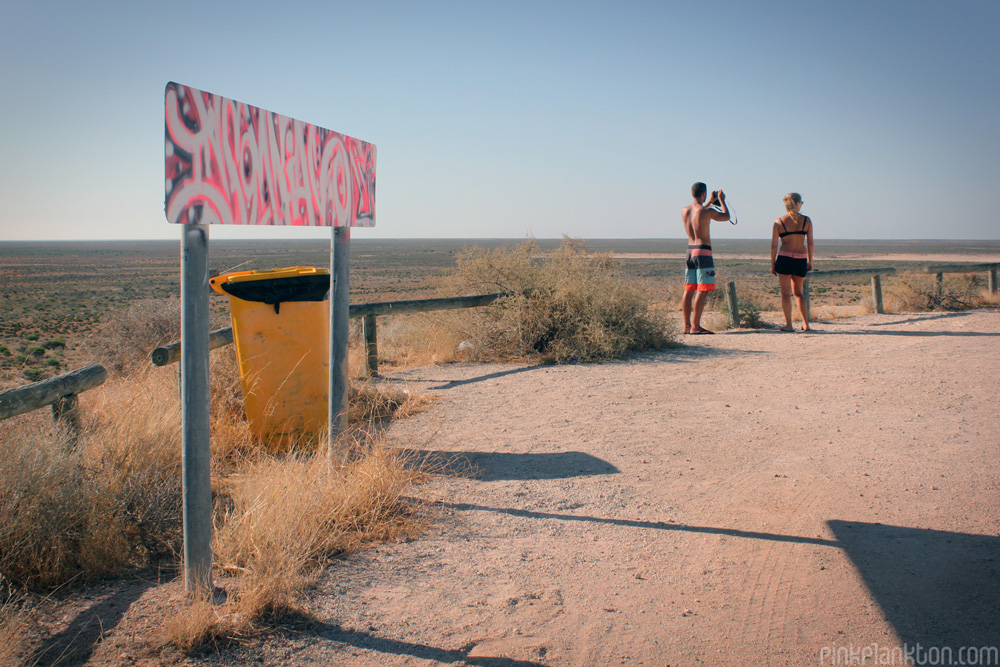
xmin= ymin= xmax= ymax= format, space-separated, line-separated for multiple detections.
xmin=28 ymin=347 xmax=46 ymax=357
xmin=449 ymin=237 xmax=676 ymax=363
xmin=720 ymin=293 xmax=767 ymax=329
xmin=24 ymin=333 xmax=40 ymax=341
xmin=22 ymin=369 xmax=44 ymax=382
xmin=42 ymin=339 xmax=66 ymax=350
xmin=0 ymin=346 xmax=9 ymax=356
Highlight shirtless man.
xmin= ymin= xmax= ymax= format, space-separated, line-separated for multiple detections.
xmin=681 ymin=182 xmax=729 ymax=334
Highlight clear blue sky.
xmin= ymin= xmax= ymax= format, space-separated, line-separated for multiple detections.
xmin=2 ymin=0 xmax=997 ymax=241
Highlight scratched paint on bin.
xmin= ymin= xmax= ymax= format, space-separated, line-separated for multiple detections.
xmin=164 ymin=82 xmax=375 ymax=227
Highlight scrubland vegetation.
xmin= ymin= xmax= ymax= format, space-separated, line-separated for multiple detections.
xmin=0 ymin=237 xmax=679 ymax=660
xmin=1 ymin=237 xmax=997 ymax=661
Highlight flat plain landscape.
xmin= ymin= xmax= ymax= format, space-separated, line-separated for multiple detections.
xmin=2 ymin=237 xmax=999 ymax=382
xmin=1 ymin=238 xmax=999 ymax=667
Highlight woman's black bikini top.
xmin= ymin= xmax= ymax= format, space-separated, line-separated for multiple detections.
xmin=778 ymin=218 xmax=809 ymax=238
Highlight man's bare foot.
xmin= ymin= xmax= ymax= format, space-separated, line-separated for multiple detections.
xmin=780 ymin=325 xmax=795 ymax=332
xmin=683 ymin=328 xmax=691 ymax=334
xmin=800 ymin=326 xmax=811 ymax=331
xmin=690 ymin=328 xmax=714 ymax=335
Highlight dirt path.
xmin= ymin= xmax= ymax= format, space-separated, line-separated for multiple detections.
xmin=95 ymin=311 xmax=1000 ymax=666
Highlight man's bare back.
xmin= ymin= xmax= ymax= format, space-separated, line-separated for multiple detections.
xmin=680 ymin=185 xmax=729 ymax=335
xmin=682 ymin=189 xmax=728 ymax=245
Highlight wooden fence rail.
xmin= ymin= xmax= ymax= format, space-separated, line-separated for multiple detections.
xmin=805 ymin=267 xmax=898 ymax=315
xmin=0 ymin=364 xmax=108 ymax=446
xmin=918 ymin=263 xmax=1000 ymax=297
xmin=151 ymin=293 xmax=507 ymax=377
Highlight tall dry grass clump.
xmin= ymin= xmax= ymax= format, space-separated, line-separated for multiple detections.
xmin=448 ymin=237 xmax=676 ymax=363
xmin=0 ymin=368 xmax=184 ymax=592
xmin=1 ymin=327 xmax=433 ymax=655
xmin=348 ymin=313 xmax=466 ymax=373
xmin=0 ymin=597 xmax=29 ymax=667
xmin=884 ymin=274 xmax=991 ymax=312
xmin=212 ymin=444 xmax=424 ymax=620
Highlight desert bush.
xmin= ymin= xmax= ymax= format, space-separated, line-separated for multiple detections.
xmin=0 ymin=372 xmax=184 ymax=591
xmin=1 ymin=344 xmax=433 ymax=659
xmin=89 ymin=298 xmax=226 ymax=375
xmin=719 ymin=292 xmax=767 ymax=329
xmin=21 ymin=369 xmax=43 ymax=382
xmin=884 ymin=275 xmax=987 ymax=312
xmin=448 ymin=237 xmax=675 ymax=363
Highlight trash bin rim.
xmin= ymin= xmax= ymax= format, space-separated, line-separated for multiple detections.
xmin=209 ymin=266 xmax=330 ymax=295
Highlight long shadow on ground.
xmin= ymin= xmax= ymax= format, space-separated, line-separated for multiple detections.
xmin=437 ymin=504 xmax=1000 ymax=652
xmin=241 ymin=615 xmax=549 ymax=666
xmin=403 ymin=450 xmax=619 ymax=481
xmin=32 ymin=577 xmax=158 ymax=667
xmin=828 ymin=521 xmax=1000 ymax=652
xmin=438 ymin=502 xmax=837 ymax=546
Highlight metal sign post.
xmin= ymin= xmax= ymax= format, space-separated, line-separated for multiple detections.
xmin=180 ymin=222 xmax=212 ymax=594
xmin=329 ymin=226 xmax=351 ymax=463
xmin=165 ymin=82 xmax=376 ymax=596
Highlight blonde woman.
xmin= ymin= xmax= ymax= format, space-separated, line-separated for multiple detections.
xmin=770 ymin=192 xmax=813 ymax=331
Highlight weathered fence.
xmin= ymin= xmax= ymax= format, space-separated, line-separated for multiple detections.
xmin=805 ymin=267 xmax=898 ymax=315
xmin=919 ymin=263 xmax=1000 ymax=298
xmin=723 ymin=261 xmax=997 ymax=326
xmin=152 ymin=293 xmax=506 ymax=377
xmin=0 ymin=364 xmax=108 ymax=446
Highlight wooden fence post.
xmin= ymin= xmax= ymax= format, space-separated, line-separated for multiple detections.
xmin=936 ymin=273 xmax=943 ymax=300
xmin=871 ymin=275 xmax=884 ymax=314
xmin=363 ymin=314 xmax=378 ymax=377
xmin=51 ymin=393 xmax=81 ymax=448
xmin=726 ymin=282 xmax=740 ymax=328
xmin=990 ymin=268 xmax=998 ymax=295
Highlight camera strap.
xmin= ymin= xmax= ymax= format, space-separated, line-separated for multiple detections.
xmin=709 ymin=202 xmax=738 ymax=225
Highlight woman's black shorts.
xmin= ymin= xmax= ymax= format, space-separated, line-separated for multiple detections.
xmin=774 ymin=255 xmax=808 ymax=277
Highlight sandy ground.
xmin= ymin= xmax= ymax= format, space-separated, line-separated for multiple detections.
xmin=39 ymin=310 xmax=1000 ymax=667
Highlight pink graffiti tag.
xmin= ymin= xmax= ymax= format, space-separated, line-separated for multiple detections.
xmin=164 ymin=82 xmax=376 ymax=227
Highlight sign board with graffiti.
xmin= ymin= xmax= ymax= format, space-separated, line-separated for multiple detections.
xmin=164 ymin=82 xmax=376 ymax=227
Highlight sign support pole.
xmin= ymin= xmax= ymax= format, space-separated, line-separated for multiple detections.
xmin=328 ymin=225 xmax=351 ymax=463
xmin=181 ymin=222 xmax=213 ymax=595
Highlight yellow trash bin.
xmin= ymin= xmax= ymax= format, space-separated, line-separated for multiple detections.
xmin=209 ymin=267 xmax=330 ymax=449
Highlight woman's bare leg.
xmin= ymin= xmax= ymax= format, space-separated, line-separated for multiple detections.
xmin=792 ymin=275 xmax=810 ymax=330
xmin=778 ymin=274 xmax=794 ymax=330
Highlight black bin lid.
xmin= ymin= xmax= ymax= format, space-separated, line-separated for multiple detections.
xmin=221 ymin=274 xmax=330 ymax=304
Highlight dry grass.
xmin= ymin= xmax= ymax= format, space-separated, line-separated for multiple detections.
xmin=0 ymin=597 xmax=29 ymax=666
xmin=0 ymin=341 xmax=435 ymax=656
xmin=883 ymin=274 xmax=991 ymax=313
xmin=348 ymin=313 xmax=466 ymax=375
xmin=446 ymin=237 xmax=676 ymax=363
xmin=210 ymin=441 xmax=425 ymax=621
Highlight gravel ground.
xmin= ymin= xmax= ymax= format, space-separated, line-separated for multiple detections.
xmin=47 ymin=310 xmax=1000 ymax=667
